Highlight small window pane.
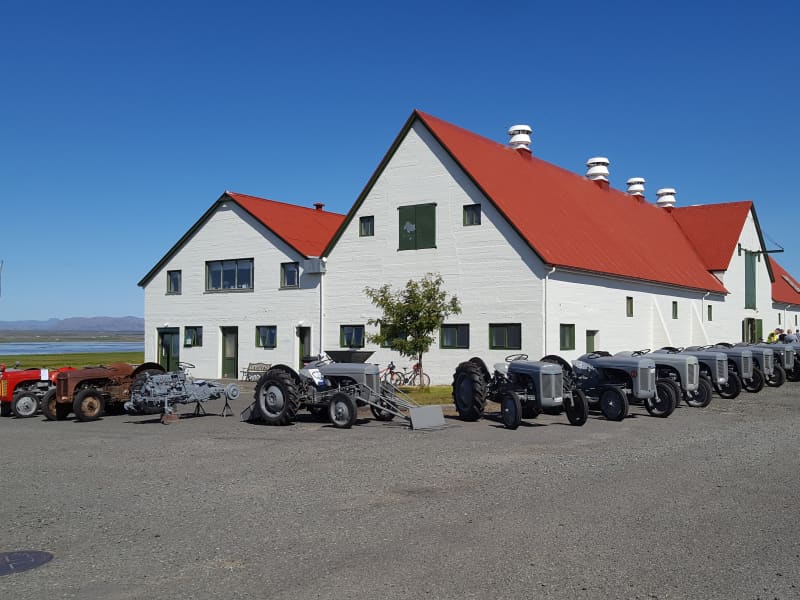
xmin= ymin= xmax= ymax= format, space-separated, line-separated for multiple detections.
xmin=222 ymin=260 xmax=236 ymax=289
xmin=184 ymin=326 xmax=202 ymax=347
xmin=208 ymin=262 xmax=222 ymax=290
xmin=672 ymin=301 xmax=678 ymax=319
xmin=559 ymin=324 xmax=575 ymax=351
xmin=167 ymin=270 xmax=182 ymax=294
xmin=256 ymin=326 xmax=277 ymax=348
xmin=626 ymin=296 xmax=633 ymax=317
xmin=281 ymin=263 xmax=299 ymax=288
xmin=341 ymin=325 xmax=365 ymax=348
xmin=237 ymin=260 xmax=253 ymax=289
xmin=441 ymin=324 xmax=469 ymax=349
xmin=463 ymin=204 xmax=481 ymax=226
xmin=359 ymin=216 xmax=374 ymax=237
xmin=708 ymin=305 xmax=713 ymax=321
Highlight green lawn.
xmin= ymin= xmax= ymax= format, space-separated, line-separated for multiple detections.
xmin=401 ymin=385 xmax=453 ymax=406
xmin=0 ymin=352 xmax=145 ymax=370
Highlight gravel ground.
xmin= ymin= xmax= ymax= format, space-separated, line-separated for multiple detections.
xmin=1 ymin=382 xmax=799 ymax=600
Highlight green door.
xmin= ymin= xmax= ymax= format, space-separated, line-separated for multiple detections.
xmin=221 ymin=327 xmax=238 ymax=378
xmin=158 ymin=328 xmax=180 ymax=372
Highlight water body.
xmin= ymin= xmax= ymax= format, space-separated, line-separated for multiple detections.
xmin=0 ymin=341 xmax=144 ymax=356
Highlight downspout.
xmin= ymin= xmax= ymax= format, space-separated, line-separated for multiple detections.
xmin=543 ymin=266 xmax=556 ymax=356
xmin=319 ymin=258 xmax=326 ymax=358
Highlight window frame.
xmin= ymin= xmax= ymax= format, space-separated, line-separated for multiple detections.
xmin=463 ymin=204 xmax=481 ymax=226
xmin=398 ymin=203 xmax=436 ymax=251
xmin=359 ymin=215 xmax=375 ymax=237
xmin=205 ymin=258 xmax=253 ymax=292
xmin=672 ymin=301 xmax=679 ymax=320
xmin=559 ymin=323 xmax=575 ymax=351
xmin=255 ymin=325 xmax=277 ymax=349
xmin=167 ymin=270 xmax=182 ymax=295
xmin=440 ymin=324 xmax=470 ymax=349
xmin=708 ymin=305 xmax=713 ymax=321
xmin=183 ymin=326 xmax=203 ymax=348
xmin=280 ymin=262 xmax=300 ymax=288
xmin=340 ymin=325 xmax=365 ymax=348
xmin=489 ymin=323 xmax=522 ymax=350
xmin=626 ymin=296 xmax=633 ymax=317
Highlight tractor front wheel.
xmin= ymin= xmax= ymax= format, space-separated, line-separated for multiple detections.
xmin=498 ymin=388 xmax=521 ymax=430
xmin=599 ymin=387 xmax=628 ymax=421
xmin=41 ymin=389 xmax=70 ymax=421
xmin=716 ymin=372 xmax=742 ymax=399
xmin=646 ymin=382 xmax=676 ymax=418
xmin=766 ymin=364 xmax=786 ymax=388
xmin=686 ymin=377 xmax=714 ymax=408
xmin=11 ymin=390 xmax=40 ymax=418
xmin=743 ymin=368 xmax=765 ymax=393
xmin=564 ymin=389 xmax=588 ymax=426
xmin=329 ymin=392 xmax=357 ymax=429
xmin=73 ymin=388 xmax=105 ymax=422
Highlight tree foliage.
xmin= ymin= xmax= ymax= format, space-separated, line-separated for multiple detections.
xmin=364 ymin=273 xmax=461 ymax=379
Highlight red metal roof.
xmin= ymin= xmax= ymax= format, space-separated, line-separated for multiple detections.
xmin=227 ymin=192 xmax=345 ymax=257
xmin=670 ymin=202 xmax=753 ymax=271
xmin=768 ymin=257 xmax=800 ymax=305
xmin=416 ymin=111 xmax=727 ymax=293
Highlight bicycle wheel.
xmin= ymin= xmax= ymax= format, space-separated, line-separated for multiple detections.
xmin=410 ymin=372 xmax=431 ymax=386
xmin=389 ymin=372 xmax=404 ymax=386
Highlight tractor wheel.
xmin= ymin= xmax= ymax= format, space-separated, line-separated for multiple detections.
xmin=685 ymin=377 xmax=714 ymax=408
xmin=41 ymin=389 xmax=70 ymax=421
xmin=657 ymin=378 xmax=683 ymax=410
xmin=73 ymin=388 xmax=106 ymax=422
xmin=452 ymin=361 xmax=487 ymax=421
xmin=329 ymin=392 xmax=357 ymax=429
xmin=599 ymin=387 xmax=628 ymax=421
xmin=564 ymin=389 xmax=588 ymax=426
xmin=11 ymin=390 xmax=40 ymax=418
xmin=498 ymin=388 xmax=521 ymax=430
xmin=521 ymin=401 xmax=541 ymax=419
xmin=646 ymin=382 xmax=676 ymax=418
xmin=369 ymin=399 xmax=395 ymax=422
xmin=254 ymin=370 xmax=301 ymax=426
xmin=0 ymin=402 xmax=10 ymax=417
xmin=743 ymin=368 xmax=765 ymax=393
xmin=716 ymin=372 xmax=742 ymax=399
xmin=766 ymin=364 xmax=786 ymax=388
xmin=787 ymin=364 xmax=800 ymax=382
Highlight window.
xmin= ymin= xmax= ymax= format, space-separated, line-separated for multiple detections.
xmin=206 ymin=259 xmax=253 ymax=291
xmin=586 ymin=330 xmax=598 ymax=353
xmin=441 ymin=324 xmax=470 ymax=349
xmin=708 ymin=305 xmax=713 ymax=321
xmin=778 ymin=313 xmax=782 ymax=325
xmin=380 ymin=323 xmax=406 ymax=348
xmin=795 ymin=315 xmax=798 ymax=327
xmin=489 ymin=323 xmax=521 ymax=350
xmin=256 ymin=326 xmax=277 ymax=348
xmin=398 ymin=203 xmax=436 ymax=250
xmin=359 ymin=216 xmax=374 ymax=237
xmin=281 ymin=262 xmax=299 ymax=288
xmin=463 ymin=204 xmax=481 ymax=226
xmin=184 ymin=326 xmax=202 ymax=347
xmin=672 ymin=301 xmax=678 ymax=319
xmin=626 ymin=296 xmax=633 ymax=317
xmin=167 ymin=270 xmax=182 ymax=294
xmin=340 ymin=325 xmax=365 ymax=348
xmin=560 ymin=324 xmax=575 ymax=351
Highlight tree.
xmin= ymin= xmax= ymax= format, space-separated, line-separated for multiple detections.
xmin=364 ymin=273 xmax=461 ymax=385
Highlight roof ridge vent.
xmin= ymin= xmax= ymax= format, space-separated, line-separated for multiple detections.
xmin=586 ymin=157 xmax=610 ymax=182
xmin=508 ymin=124 xmax=532 ymax=153
xmin=626 ymin=177 xmax=646 ymax=197
xmin=655 ymin=188 xmax=677 ymax=208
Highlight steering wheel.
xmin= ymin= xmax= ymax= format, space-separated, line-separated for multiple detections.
xmin=178 ymin=361 xmax=196 ymax=370
xmin=631 ymin=349 xmax=651 ymax=356
xmin=505 ymin=353 xmax=528 ymax=362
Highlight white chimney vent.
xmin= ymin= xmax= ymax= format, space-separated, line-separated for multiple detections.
xmin=586 ymin=157 xmax=610 ymax=181
xmin=508 ymin=124 xmax=532 ymax=152
xmin=626 ymin=177 xmax=646 ymax=196
xmin=655 ymin=188 xmax=677 ymax=207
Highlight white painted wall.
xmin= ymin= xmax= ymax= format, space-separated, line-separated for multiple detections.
xmin=143 ymin=202 xmax=322 ymax=378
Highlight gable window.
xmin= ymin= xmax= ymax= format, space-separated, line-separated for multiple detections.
xmin=441 ymin=324 xmax=470 ymax=349
xmin=398 ymin=203 xmax=436 ymax=250
xmin=281 ymin=262 xmax=300 ymax=288
xmin=206 ymin=259 xmax=253 ymax=291
xmin=184 ymin=326 xmax=202 ymax=347
xmin=489 ymin=323 xmax=521 ymax=350
xmin=463 ymin=204 xmax=481 ymax=226
xmin=708 ymin=305 xmax=713 ymax=321
xmin=167 ymin=270 xmax=182 ymax=294
xmin=256 ymin=326 xmax=277 ymax=348
xmin=359 ymin=216 xmax=374 ymax=237
xmin=626 ymin=296 xmax=634 ymax=317
xmin=340 ymin=325 xmax=365 ymax=348
xmin=672 ymin=301 xmax=678 ymax=319
xmin=559 ymin=324 xmax=575 ymax=351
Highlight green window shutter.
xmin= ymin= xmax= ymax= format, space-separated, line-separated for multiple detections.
xmin=398 ymin=206 xmax=416 ymax=250
xmin=744 ymin=251 xmax=757 ymax=309
xmin=755 ymin=319 xmax=763 ymax=342
xmin=416 ymin=204 xmax=436 ymax=249
xmin=741 ymin=319 xmax=747 ymax=342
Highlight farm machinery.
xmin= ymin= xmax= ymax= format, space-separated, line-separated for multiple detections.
xmin=654 ymin=347 xmax=729 ymax=406
xmin=719 ymin=343 xmax=774 ymax=391
xmin=124 ymin=362 xmax=241 ymax=416
xmin=616 ymin=349 xmax=707 ymax=408
xmin=0 ymin=364 xmax=75 ymax=418
xmin=241 ymin=356 xmax=444 ymax=430
xmin=736 ymin=343 xmax=790 ymax=388
xmin=685 ymin=344 xmax=754 ymax=398
xmin=451 ymin=353 xmax=589 ymax=429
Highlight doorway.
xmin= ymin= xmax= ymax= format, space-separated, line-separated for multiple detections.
xmin=297 ymin=326 xmax=311 ymax=369
xmin=158 ymin=328 xmax=180 ymax=372
xmin=742 ymin=318 xmax=762 ymax=343
xmin=221 ymin=327 xmax=238 ymax=378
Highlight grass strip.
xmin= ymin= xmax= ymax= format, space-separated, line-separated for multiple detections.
xmin=0 ymin=352 xmax=145 ymax=370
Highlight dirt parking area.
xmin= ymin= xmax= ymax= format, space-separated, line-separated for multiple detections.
xmin=1 ymin=384 xmax=799 ymax=599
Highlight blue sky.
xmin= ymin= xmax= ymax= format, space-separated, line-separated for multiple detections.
xmin=1 ymin=1 xmax=798 ymax=320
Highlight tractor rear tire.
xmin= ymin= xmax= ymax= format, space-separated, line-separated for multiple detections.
xmin=41 ymin=389 xmax=69 ymax=421
xmin=766 ymin=364 xmax=786 ymax=388
xmin=11 ymin=390 xmax=40 ymax=418
xmin=743 ymin=368 xmax=765 ymax=393
xmin=686 ymin=377 xmax=713 ymax=408
xmin=599 ymin=387 xmax=628 ymax=421
xmin=255 ymin=370 xmax=300 ymax=426
xmin=564 ymin=389 xmax=588 ymax=426
xmin=452 ymin=361 xmax=487 ymax=421
xmin=647 ymin=382 xmax=676 ymax=418
xmin=73 ymin=388 xmax=105 ymax=422
xmin=498 ymin=388 xmax=521 ymax=430
xmin=329 ymin=392 xmax=357 ymax=429
xmin=370 ymin=398 xmax=395 ymax=421
xmin=716 ymin=372 xmax=742 ymax=399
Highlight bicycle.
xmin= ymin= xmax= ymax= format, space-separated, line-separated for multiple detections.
xmin=387 ymin=362 xmax=430 ymax=387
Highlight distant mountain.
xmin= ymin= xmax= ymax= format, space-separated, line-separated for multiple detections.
xmin=0 ymin=316 xmax=144 ymax=332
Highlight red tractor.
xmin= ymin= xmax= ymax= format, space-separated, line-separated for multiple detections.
xmin=0 ymin=364 xmax=76 ymax=418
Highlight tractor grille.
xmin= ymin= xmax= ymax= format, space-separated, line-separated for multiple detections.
xmin=541 ymin=372 xmax=562 ymax=401
xmin=56 ymin=377 xmax=68 ymax=400
xmin=639 ymin=366 xmax=656 ymax=393
xmin=686 ymin=362 xmax=699 ymax=387
xmin=764 ymin=353 xmax=774 ymax=372
xmin=742 ymin=356 xmax=752 ymax=377
xmin=785 ymin=350 xmax=795 ymax=370
xmin=0 ymin=380 xmax=5 ymax=398
xmin=716 ymin=359 xmax=727 ymax=382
